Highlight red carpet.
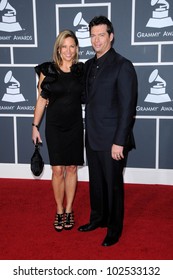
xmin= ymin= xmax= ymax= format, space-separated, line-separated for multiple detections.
xmin=0 ymin=178 xmax=173 ymax=260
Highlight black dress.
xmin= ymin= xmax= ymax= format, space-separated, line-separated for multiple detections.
xmin=35 ymin=62 xmax=84 ymax=166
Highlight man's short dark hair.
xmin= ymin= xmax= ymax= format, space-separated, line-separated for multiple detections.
xmin=89 ymin=16 xmax=114 ymax=35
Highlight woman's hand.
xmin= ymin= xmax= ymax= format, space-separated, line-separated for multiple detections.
xmin=32 ymin=126 xmax=42 ymax=145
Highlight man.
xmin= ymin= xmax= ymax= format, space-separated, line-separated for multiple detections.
xmin=78 ymin=16 xmax=138 ymax=246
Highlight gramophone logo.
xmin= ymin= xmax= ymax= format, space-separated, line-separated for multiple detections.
xmin=0 ymin=0 xmax=22 ymax=32
xmin=56 ymin=3 xmax=110 ymax=54
xmin=146 ymin=0 xmax=173 ymax=28
xmin=73 ymin=12 xmax=91 ymax=47
xmin=2 ymin=71 xmax=25 ymax=103
xmin=145 ymin=69 xmax=171 ymax=103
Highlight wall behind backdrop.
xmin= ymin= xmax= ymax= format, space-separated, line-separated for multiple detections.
xmin=0 ymin=0 xmax=173 ymax=185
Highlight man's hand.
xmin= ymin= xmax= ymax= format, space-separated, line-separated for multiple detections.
xmin=111 ymin=144 xmax=124 ymax=160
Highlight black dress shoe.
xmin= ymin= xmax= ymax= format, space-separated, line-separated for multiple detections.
xmin=102 ymin=234 xmax=119 ymax=246
xmin=78 ymin=223 xmax=100 ymax=232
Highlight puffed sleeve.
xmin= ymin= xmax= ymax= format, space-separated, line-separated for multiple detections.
xmin=34 ymin=62 xmax=51 ymax=77
xmin=40 ymin=76 xmax=53 ymax=99
xmin=34 ymin=62 xmax=57 ymax=99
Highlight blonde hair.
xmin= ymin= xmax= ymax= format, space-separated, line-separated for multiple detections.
xmin=52 ymin=30 xmax=79 ymax=68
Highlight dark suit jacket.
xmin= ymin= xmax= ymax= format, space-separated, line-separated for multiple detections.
xmin=85 ymin=48 xmax=138 ymax=151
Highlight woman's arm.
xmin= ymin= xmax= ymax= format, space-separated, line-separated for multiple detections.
xmin=32 ymin=72 xmax=47 ymax=144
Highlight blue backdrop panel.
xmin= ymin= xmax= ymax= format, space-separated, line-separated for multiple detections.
xmin=0 ymin=0 xmax=173 ymax=183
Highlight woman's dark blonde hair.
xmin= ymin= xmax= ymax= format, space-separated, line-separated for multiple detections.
xmin=52 ymin=30 xmax=79 ymax=68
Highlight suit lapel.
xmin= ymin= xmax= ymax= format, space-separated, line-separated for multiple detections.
xmin=86 ymin=59 xmax=94 ymax=100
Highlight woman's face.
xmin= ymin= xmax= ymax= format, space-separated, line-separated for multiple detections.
xmin=59 ymin=37 xmax=77 ymax=63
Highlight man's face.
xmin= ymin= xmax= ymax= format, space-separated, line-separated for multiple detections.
xmin=90 ymin=24 xmax=114 ymax=58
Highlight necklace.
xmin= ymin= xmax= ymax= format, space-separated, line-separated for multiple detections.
xmin=60 ymin=64 xmax=72 ymax=73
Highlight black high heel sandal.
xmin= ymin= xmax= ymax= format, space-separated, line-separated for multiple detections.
xmin=64 ymin=212 xmax=74 ymax=230
xmin=54 ymin=213 xmax=64 ymax=232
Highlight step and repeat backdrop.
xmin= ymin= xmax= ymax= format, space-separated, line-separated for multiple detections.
xmin=0 ymin=0 xmax=173 ymax=184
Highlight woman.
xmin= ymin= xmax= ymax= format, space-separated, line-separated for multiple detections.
xmin=32 ymin=30 xmax=84 ymax=232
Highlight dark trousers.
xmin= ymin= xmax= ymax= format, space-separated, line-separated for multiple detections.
xmin=86 ymin=143 xmax=127 ymax=237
